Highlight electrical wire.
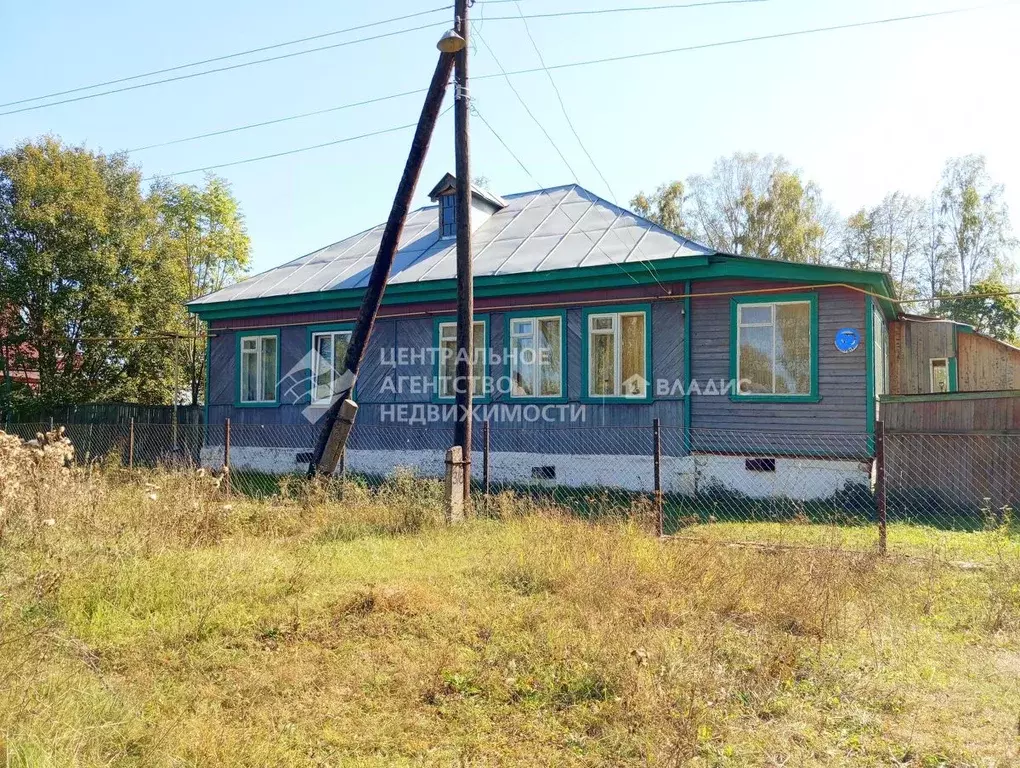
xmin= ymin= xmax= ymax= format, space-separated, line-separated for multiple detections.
xmin=473 ymin=29 xmax=582 ymax=184
xmin=482 ymin=0 xmax=768 ymax=18
xmin=510 ymin=0 xmax=618 ymax=204
xmin=114 ymin=2 xmax=1013 ymax=164
xmin=470 ymin=102 xmax=542 ymax=188
xmin=475 ymin=1 xmax=1019 ymax=80
xmin=0 ymin=6 xmax=452 ymax=110
xmin=0 ymin=0 xmax=774 ymax=117
xmin=126 ymin=88 xmax=429 ymax=153
xmin=143 ymin=105 xmax=452 ymax=180
xmin=0 ymin=22 xmax=450 ymax=118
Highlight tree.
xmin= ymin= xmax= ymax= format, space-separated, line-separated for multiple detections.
xmin=634 ymin=154 xmax=830 ymax=262
xmin=940 ymin=277 xmax=1020 ymax=343
xmin=939 ymin=155 xmax=1015 ymax=291
xmin=150 ymin=175 xmax=250 ymax=405
xmin=630 ymin=181 xmax=690 ymax=237
xmin=0 ymin=136 xmax=173 ymax=406
xmin=836 ymin=192 xmax=928 ymax=298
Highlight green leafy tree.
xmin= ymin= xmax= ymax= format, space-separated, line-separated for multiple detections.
xmin=0 ymin=136 xmax=174 ymax=407
xmin=939 ymin=155 xmax=1015 ymax=291
xmin=630 ymin=181 xmax=690 ymax=237
xmin=633 ymin=154 xmax=830 ymax=262
xmin=941 ymin=277 xmax=1020 ymax=343
xmin=149 ymin=175 xmax=250 ymax=405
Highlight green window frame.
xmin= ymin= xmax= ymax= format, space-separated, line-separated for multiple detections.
xmin=433 ymin=315 xmax=490 ymax=402
xmin=504 ymin=310 xmax=567 ymax=401
xmin=306 ymin=322 xmax=354 ymax=405
xmin=236 ymin=329 xmax=281 ymax=407
xmin=581 ymin=304 xmax=652 ymax=403
xmin=729 ymin=293 xmax=819 ymax=402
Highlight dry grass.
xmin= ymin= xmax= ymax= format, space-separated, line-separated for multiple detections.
xmin=1 ymin=463 xmax=1020 ymax=766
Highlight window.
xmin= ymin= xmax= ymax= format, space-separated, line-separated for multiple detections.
xmin=930 ymin=358 xmax=950 ymax=393
xmin=311 ymin=329 xmax=352 ymax=404
xmin=586 ymin=308 xmax=648 ymax=398
xmin=734 ymin=298 xmax=815 ymax=398
xmin=439 ymin=193 xmax=456 ymax=238
xmin=508 ymin=314 xmax=563 ymax=398
xmin=437 ymin=319 xmax=486 ymax=399
xmin=239 ymin=333 xmax=279 ymax=404
xmin=872 ymin=304 xmax=888 ymax=418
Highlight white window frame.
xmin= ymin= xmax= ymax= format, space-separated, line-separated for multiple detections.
xmin=930 ymin=357 xmax=950 ymax=393
xmin=736 ymin=300 xmax=813 ymax=397
xmin=239 ymin=334 xmax=279 ymax=404
xmin=586 ymin=310 xmax=647 ymax=399
xmin=310 ymin=329 xmax=353 ymax=405
xmin=509 ymin=315 xmax=563 ymax=399
xmin=438 ymin=319 xmax=487 ymax=400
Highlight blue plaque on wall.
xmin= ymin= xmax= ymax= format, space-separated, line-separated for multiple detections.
xmin=835 ymin=328 xmax=861 ymax=353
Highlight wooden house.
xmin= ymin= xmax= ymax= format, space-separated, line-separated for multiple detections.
xmin=188 ymin=178 xmax=898 ymax=500
xmin=888 ymin=314 xmax=1020 ymax=395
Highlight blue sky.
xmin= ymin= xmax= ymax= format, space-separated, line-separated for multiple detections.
xmin=2 ymin=0 xmax=1018 ymax=274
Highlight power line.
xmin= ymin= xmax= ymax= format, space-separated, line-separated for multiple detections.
xmin=1 ymin=1 xmax=769 ymax=118
xmin=124 ymin=1 xmax=1013 ymax=177
xmin=0 ymin=22 xmax=450 ymax=118
xmin=510 ymin=0 xmax=619 ymax=204
xmin=0 ymin=6 xmax=452 ymax=110
xmin=127 ymin=88 xmax=429 ymax=153
xmin=143 ymin=106 xmax=452 ymax=180
xmin=482 ymin=0 xmax=768 ymax=17
xmin=473 ymin=29 xmax=582 ymax=184
xmin=477 ymin=1 xmax=1019 ymax=80
xmin=470 ymin=103 xmax=542 ymax=188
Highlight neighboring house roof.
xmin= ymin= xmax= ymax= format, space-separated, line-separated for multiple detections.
xmin=1 ymin=340 xmax=40 ymax=387
xmin=190 ymin=183 xmax=715 ymax=307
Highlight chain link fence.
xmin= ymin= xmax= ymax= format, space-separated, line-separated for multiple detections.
xmin=9 ymin=420 xmax=1018 ymax=556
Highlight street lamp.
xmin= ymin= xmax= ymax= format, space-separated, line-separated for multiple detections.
xmin=437 ymin=29 xmax=466 ymax=53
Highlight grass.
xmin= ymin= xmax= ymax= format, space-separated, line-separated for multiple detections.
xmin=2 ymin=466 xmax=1020 ymax=766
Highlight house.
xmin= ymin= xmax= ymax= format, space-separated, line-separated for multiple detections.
xmin=889 ymin=314 xmax=1020 ymax=394
xmin=188 ymin=178 xmax=898 ymax=500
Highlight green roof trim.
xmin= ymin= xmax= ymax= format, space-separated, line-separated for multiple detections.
xmin=189 ymin=253 xmax=897 ymax=322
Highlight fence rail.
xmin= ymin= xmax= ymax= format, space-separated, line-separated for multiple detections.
xmin=10 ymin=419 xmax=1019 ymax=557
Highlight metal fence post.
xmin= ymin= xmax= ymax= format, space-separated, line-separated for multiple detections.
xmin=875 ymin=419 xmax=887 ymax=555
xmin=653 ymin=417 xmax=663 ymax=537
xmin=483 ymin=419 xmax=490 ymax=503
xmin=223 ymin=418 xmax=231 ymax=495
xmin=128 ymin=418 xmax=135 ymax=470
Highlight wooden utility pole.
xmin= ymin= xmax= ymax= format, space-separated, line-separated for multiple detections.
xmin=452 ymin=0 xmax=474 ymax=499
xmin=306 ymin=51 xmax=455 ymax=478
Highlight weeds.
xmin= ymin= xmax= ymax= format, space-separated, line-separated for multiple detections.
xmin=0 ymin=453 xmax=1018 ymax=765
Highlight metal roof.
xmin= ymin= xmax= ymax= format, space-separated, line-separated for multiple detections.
xmin=190 ymin=183 xmax=716 ymax=306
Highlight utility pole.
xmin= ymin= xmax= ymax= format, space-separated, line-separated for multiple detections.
xmin=306 ymin=51 xmax=455 ymax=478
xmin=452 ymin=0 xmax=474 ymax=499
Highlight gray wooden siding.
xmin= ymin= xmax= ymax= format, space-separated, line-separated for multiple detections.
xmin=688 ymin=280 xmax=870 ymax=456
xmin=206 ymin=299 xmax=687 ymax=456
xmin=205 ymin=283 xmax=874 ymax=459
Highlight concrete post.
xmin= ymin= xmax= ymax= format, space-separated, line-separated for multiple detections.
xmin=445 ymin=445 xmax=465 ymax=524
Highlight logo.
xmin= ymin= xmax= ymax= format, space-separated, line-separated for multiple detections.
xmin=835 ymin=328 xmax=860 ymax=353
xmin=279 ymin=349 xmax=358 ymax=424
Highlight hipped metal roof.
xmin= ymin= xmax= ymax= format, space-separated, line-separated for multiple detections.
xmin=190 ymin=183 xmax=715 ymax=306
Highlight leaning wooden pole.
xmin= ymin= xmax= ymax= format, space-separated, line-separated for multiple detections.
xmin=306 ymin=52 xmax=455 ymax=478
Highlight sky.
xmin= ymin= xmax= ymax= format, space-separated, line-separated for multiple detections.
xmin=1 ymin=0 xmax=1019 ymax=275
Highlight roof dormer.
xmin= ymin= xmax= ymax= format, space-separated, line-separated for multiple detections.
xmin=427 ymin=173 xmax=507 ymax=239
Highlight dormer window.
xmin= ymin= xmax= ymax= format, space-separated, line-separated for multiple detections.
xmin=427 ymin=172 xmax=508 ymax=239
xmin=439 ymin=193 xmax=456 ymax=239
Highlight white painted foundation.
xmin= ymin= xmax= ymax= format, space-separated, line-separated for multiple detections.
xmin=201 ymin=445 xmax=870 ymax=500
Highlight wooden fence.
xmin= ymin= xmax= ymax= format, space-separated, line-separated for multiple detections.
xmin=880 ymin=391 xmax=1020 ymax=515
xmin=5 ymin=403 xmax=203 ymax=426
